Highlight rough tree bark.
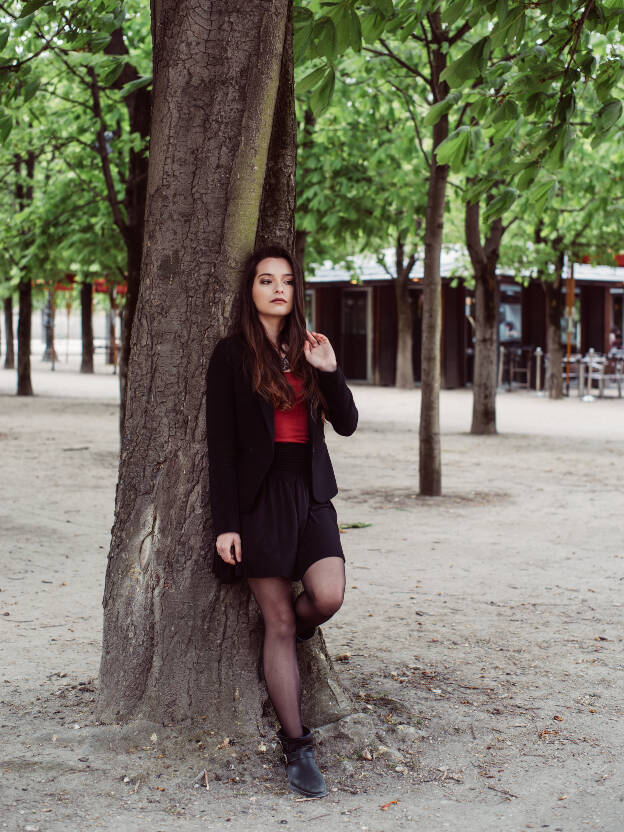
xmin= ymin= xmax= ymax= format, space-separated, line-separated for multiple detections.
xmin=4 ymin=297 xmax=15 ymax=369
xmin=80 ymin=282 xmax=94 ymax=373
xmin=544 ymin=248 xmax=565 ymax=399
xmin=16 ymin=151 xmax=35 ymax=396
xmin=394 ymin=238 xmax=416 ymax=389
xmin=466 ymin=198 xmax=503 ymax=435
xmin=97 ymin=0 xmax=352 ymax=732
xmin=420 ymin=10 xmax=449 ymax=496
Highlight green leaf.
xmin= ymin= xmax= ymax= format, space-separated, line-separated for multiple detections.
xmin=515 ymin=165 xmax=538 ymax=191
xmin=331 ymin=5 xmax=362 ymax=54
xmin=312 ymin=18 xmax=337 ymax=62
xmin=482 ymin=187 xmax=517 ymax=223
xmin=423 ymin=92 xmax=461 ymax=127
xmin=369 ymin=0 xmax=394 ymax=16
xmin=119 ymin=75 xmax=152 ymax=98
xmin=360 ymin=9 xmax=388 ymax=43
xmin=91 ymin=32 xmax=112 ymax=52
xmin=22 ymin=77 xmax=39 ymax=102
xmin=100 ymin=58 xmax=126 ymax=86
xmin=0 ymin=28 xmax=9 ymax=52
xmin=297 ymin=65 xmax=327 ymax=94
xmin=19 ymin=0 xmax=49 ymax=17
xmin=442 ymin=0 xmax=472 ymax=27
xmin=293 ymin=21 xmax=314 ymax=64
xmin=527 ymin=177 xmax=557 ymax=214
xmin=491 ymin=98 xmax=519 ymax=123
xmin=489 ymin=6 xmax=525 ymax=50
xmin=439 ymin=37 xmax=490 ymax=88
xmin=0 ymin=110 xmax=12 ymax=142
xmin=595 ymin=98 xmax=622 ymax=133
xmin=435 ymin=126 xmax=472 ymax=171
xmin=310 ymin=67 xmax=335 ymax=115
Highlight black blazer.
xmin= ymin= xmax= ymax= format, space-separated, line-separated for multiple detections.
xmin=206 ymin=333 xmax=358 ymax=538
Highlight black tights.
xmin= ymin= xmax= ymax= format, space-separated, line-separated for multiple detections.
xmin=248 ymin=556 xmax=345 ymax=738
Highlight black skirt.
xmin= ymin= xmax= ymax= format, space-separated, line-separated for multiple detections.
xmin=213 ymin=442 xmax=344 ymax=583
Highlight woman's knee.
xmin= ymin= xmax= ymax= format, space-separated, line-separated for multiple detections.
xmin=263 ymin=603 xmax=296 ymax=640
xmin=309 ymin=583 xmax=345 ymax=619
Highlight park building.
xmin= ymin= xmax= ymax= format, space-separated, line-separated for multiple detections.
xmin=304 ymin=249 xmax=624 ymax=389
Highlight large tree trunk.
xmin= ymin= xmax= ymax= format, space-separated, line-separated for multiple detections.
xmin=97 ymin=1 xmax=350 ymax=732
xmin=420 ymin=11 xmax=448 ymax=496
xmin=544 ymin=250 xmax=565 ymax=399
xmin=394 ymin=240 xmax=415 ymax=388
xmin=80 ymin=282 xmax=94 ymax=374
xmin=4 ymin=297 xmax=15 ymax=369
xmin=466 ymin=198 xmax=503 ymax=435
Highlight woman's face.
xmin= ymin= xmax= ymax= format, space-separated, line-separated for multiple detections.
xmin=251 ymin=257 xmax=295 ymax=322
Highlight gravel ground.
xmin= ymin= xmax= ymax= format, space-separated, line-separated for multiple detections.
xmin=1 ymin=356 xmax=622 ymax=832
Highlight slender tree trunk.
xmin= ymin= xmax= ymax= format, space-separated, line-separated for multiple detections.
xmin=420 ymin=11 xmax=448 ymax=496
xmin=16 ymin=150 xmax=35 ymax=396
xmin=97 ymin=1 xmax=350 ymax=731
xmin=96 ymin=29 xmax=151 ymax=428
xmin=544 ymin=250 xmax=565 ymax=399
xmin=17 ymin=281 xmax=33 ymax=395
xmin=107 ymin=288 xmax=117 ymax=366
xmin=293 ymin=107 xmax=315 ymax=281
xmin=394 ymin=239 xmax=415 ymax=388
xmin=42 ymin=289 xmax=57 ymax=362
xmin=80 ymin=282 xmax=94 ymax=373
xmin=294 ymin=229 xmax=307 ymax=279
xmin=466 ymin=197 xmax=503 ymax=434
xmin=4 ymin=297 xmax=14 ymax=369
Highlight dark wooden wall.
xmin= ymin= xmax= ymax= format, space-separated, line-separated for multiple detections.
xmin=521 ymin=282 xmax=546 ymax=350
xmin=374 ymin=284 xmax=397 ymax=386
xmin=442 ymin=283 xmax=466 ymax=388
xmin=581 ymin=285 xmax=608 ymax=353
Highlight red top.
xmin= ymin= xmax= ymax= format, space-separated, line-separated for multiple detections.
xmin=273 ymin=374 xmax=309 ymax=443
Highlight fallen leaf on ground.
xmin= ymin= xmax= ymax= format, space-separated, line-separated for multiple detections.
xmin=380 ymin=800 xmax=398 ymax=810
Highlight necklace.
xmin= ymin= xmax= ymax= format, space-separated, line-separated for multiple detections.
xmin=280 ymin=352 xmax=290 ymax=372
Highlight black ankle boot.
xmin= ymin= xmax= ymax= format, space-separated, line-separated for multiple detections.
xmin=277 ymin=725 xmax=328 ymax=798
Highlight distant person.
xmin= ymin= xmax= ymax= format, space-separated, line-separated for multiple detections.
xmin=609 ymin=327 xmax=622 ymax=352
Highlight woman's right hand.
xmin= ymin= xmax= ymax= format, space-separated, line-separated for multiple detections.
xmin=216 ymin=532 xmax=242 ymax=565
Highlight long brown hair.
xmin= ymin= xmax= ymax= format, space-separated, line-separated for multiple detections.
xmin=236 ymin=244 xmax=326 ymax=417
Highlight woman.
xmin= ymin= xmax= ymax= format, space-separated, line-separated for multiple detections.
xmin=206 ymin=243 xmax=358 ymax=799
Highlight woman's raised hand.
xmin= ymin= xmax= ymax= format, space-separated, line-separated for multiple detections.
xmin=216 ymin=532 xmax=241 ymax=565
xmin=303 ymin=331 xmax=337 ymax=372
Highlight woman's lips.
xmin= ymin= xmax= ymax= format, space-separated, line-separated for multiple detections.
xmin=271 ymin=299 xmax=287 ymax=303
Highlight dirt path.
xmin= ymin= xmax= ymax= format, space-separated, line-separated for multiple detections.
xmin=1 ymin=361 xmax=622 ymax=831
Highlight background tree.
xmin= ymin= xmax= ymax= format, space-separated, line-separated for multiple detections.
xmin=296 ymin=52 xmax=428 ymax=386
xmin=0 ymin=0 xmax=152 ymax=422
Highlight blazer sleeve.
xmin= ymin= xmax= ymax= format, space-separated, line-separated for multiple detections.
xmin=316 ymin=364 xmax=358 ymax=436
xmin=206 ymin=339 xmax=241 ymax=536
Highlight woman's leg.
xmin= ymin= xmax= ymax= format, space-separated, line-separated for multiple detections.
xmin=294 ymin=556 xmax=345 ymax=638
xmin=247 ymin=576 xmax=303 ymax=738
